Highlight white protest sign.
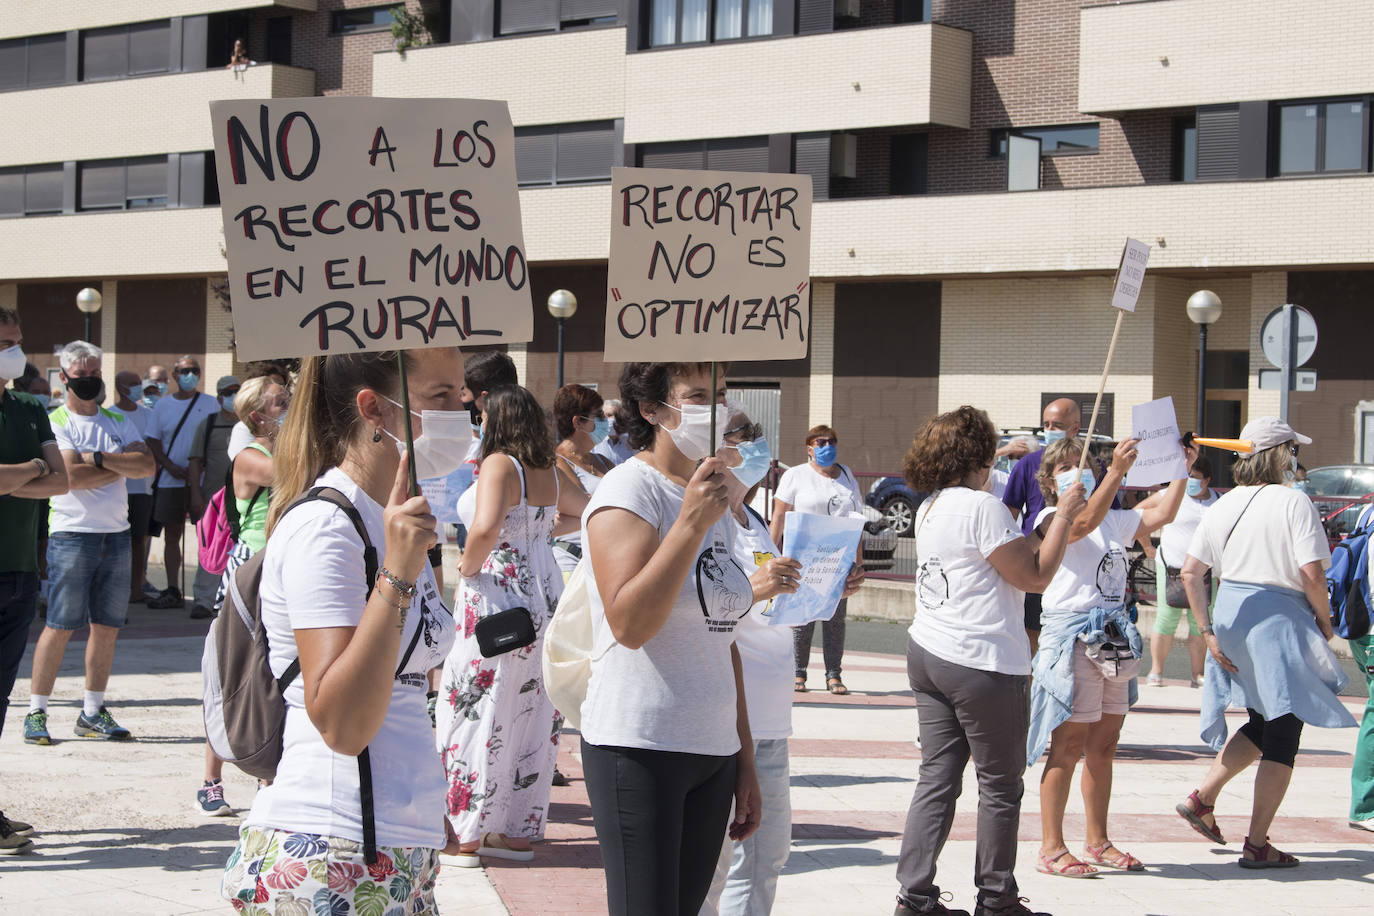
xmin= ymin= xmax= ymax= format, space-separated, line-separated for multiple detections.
xmin=1109 ymin=237 xmax=1151 ymax=312
xmin=211 ymin=98 xmax=532 ymax=360
xmin=605 ymin=166 xmax=812 ymax=362
xmin=1124 ymin=396 xmax=1188 ymax=488
xmin=765 ymin=512 xmax=863 ymax=627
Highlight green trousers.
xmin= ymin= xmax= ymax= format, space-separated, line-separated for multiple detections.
xmin=1349 ymin=634 xmax=1374 ymax=822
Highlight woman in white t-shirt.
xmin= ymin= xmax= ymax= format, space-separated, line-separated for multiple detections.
xmin=1027 ymin=436 xmax=1190 ymax=877
xmin=894 ymin=406 xmax=1085 ymax=916
xmin=1147 ymin=453 xmax=1218 ymax=687
xmin=581 ymin=362 xmax=761 ymax=916
xmin=220 ymin=349 xmax=461 ymax=914
xmin=1174 ymin=417 xmax=1355 ymax=869
xmin=769 ymin=425 xmax=863 ymax=695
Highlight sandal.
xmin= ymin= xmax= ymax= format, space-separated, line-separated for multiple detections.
xmin=794 ymin=677 xmax=807 ymax=693
xmin=477 ymin=832 xmax=534 ymax=862
xmin=1238 ymin=837 xmax=1298 ymax=869
xmin=1035 ymin=848 xmax=1099 ymax=878
xmin=826 ymin=678 xmax=849 ymax=696
xmin=1175 ymin=789 xmax=1226 ymax=845
xmin=1082 ymin=840 xmax=1145 ymax=871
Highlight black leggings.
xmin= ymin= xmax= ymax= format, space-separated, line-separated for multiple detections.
xmin=581 ymin=739 xmax=737 ymax=916
xmin=1237 ymin=709 xmax=1304 ymax=767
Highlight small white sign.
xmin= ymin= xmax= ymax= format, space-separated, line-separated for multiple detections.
xmin=1258 ymin=369 xmax=1318 ymax=392
xmin=1110 ymin=238 xmax=1151 ymax=312
xmin=1124 ymin=396 xmax=1188 ymax=488
xmin=1259 ymin=305 xmax=1318 ymax=369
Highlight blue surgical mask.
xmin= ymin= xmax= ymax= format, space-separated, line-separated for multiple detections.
xmin=812 ymin=443 xmax=838 ymax=468
xmin=156 ymin=381 xmax=168 ymax=396
xmin=1043 ymin=429 xmax=1067 ymax=444
xmin=1293 ymin=479 xmax=1309 ymax=493
xmin=728 ymin=437 xmax=772 ymax=488
xmin=140 ymin=393 xmax=159 ymax=410
xmin=590 ymin=417 xmax=610 ymax=445
xmin=1055 ymin=467 xmax=1095 ymax=499
xmin=176 ymin=371 xmax=198 ymax=392
xmin=220 ymin=394 xmax=236 ymax=412
xmin=1186 ymin=477 xmax=1203 ymax=497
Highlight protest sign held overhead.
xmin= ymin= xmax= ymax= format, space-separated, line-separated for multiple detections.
xmin=1124 ymin=396 xmax=1188 ymax=488
xmin=604 ymin=166 xmax=812 ymax=362
xmin=1110 ymin=237 xmax=1151 ymax=313
xmin=211 ymin=97 xmax=532 ymax=361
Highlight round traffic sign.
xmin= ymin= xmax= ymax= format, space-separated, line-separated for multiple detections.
xmin=1260 ymin=305 xmax=1318 ymax=369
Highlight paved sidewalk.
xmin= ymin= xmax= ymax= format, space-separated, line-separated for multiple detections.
xmin=0 ymin=601 xmax=1370 ymax=913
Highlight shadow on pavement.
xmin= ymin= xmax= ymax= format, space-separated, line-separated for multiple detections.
xmin=4 ymin=823 xmax=239 ymax=873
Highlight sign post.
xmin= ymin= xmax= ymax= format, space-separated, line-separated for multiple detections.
xmin=1077 ymin=238 xmax=1151 ymax=472
xmin=211 ymin=97 xmax=534 ymax=490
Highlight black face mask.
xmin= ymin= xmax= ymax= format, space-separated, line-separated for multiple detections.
xmin=468 ymin=401 xmax=482 ymax=427
xmin=66 ymin=375 xmax=105 ymax=403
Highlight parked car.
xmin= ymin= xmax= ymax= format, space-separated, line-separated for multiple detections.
xmin=1306 ymin=464 xmax=1374 ymax=543
xmin=865 ymin=476 xmax=928 ymax=538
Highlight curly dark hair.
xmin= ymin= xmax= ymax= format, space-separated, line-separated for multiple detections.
xmin=613 ymin=362 xmax=728 ymax=452
xmin=553 ymin=384 xmax=604 ymax=441
xmin=902 ymin=406 xmax=998 ymax=492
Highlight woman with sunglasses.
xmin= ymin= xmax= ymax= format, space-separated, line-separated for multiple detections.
xmin=769 ymin=426 xmax=861 ymax=694
xmin=1174 ymin=417 xmax=1355 ymax=868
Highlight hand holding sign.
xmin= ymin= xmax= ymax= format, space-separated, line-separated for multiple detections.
xmin=605 ymin=167 xmax=812 ymax=363
xmin=765 ymin=512 xmax=864 ymax=627
xmin=211 ymin=97 xmax=533 ymax=361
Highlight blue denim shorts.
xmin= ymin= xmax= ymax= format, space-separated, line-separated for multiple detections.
xmin=46 ymin=530 xmax=132 ymax=631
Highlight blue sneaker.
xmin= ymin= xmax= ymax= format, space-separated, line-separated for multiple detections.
xmin=74 ymin=707 xmax=132 ymax=741
xmin=195 ymin=780 xmax=232 ymax=817
xmin=22 ymin=711 xmax=50 ymax=746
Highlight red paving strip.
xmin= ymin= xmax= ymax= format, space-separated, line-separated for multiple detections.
xmin=787 ymin=737 xmax=1350 ymax=767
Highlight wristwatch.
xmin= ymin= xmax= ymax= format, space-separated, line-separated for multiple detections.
xmin=1200 ymin=625 xmax=1214 ymax=636
xmin=92 ymin=451 xmax=104 ymax=469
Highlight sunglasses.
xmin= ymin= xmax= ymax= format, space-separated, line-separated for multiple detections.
xmin=810 ymin=437 xmax=836 ymax=447
xmin=724 ymin=422 xmax=762 ymax=443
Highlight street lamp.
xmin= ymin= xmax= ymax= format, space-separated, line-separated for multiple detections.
xmin=1186 ymin=289 xmax=1222 ymax=433
xmin=546 ymin=289 xmax=577 ymax=389
xmin=75 ymin=287 xmax=102 ymax=343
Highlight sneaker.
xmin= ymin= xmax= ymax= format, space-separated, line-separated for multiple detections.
xmin=551 ymin=767 xmax=569 ymax=787
xmin=147 ymin=587 xmax=184 ymax=610
xmin=0 ymin=819 xmax=32 ymax=855
xmin=1190 ymin=675 xmax=1205 ymax=688
xmin=189 ymin=604 xmax=214 ymax=620
xmin=0 ymin=812 xmax=34 ymax=837
xmin=1145 ymin=673 xmax=1163 ymax=687
xmin=142 ymin=581 xmax=160 ymax=599
xmin=196 ymin=780 xmax=233 ymax=817
xmin=895 ymin=894 xmax=971 ymax=916
xmin=74 ymin=706 xmax=132 ymax=740
xmin=23 ymin=710 xmax=51 ymax=746
xmin=1350 ymin=818 xmax=1374 ymax=832
xmin=974 ymin=899 xmax=1050 ymax=916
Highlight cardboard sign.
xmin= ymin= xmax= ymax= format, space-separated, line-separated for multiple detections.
xmin=765 ymin=512 xmax=863 ymax=627
xmin=211 ymin=98 xmax=532 ymax=360
xmin=604 ymin=166 xmax=812 ymax=362
xmin=1124 ymin=396 xmax=1188 ymax=488
xmin=1109 ymin=238 xmax=1151 ymax=312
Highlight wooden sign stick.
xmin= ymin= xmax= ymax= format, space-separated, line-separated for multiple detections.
xmin=397 ymin=351 xmax=419 ymax=496
xmin=1077 ymin=308 xmax=1127 ymax=473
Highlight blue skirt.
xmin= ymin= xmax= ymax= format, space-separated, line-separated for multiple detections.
xmin=1200 ymin=580 xmax=1356 ymax=750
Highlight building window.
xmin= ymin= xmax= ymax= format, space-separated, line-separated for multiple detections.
xmin=500 ymin=0 xmax=620 ymax=35
xmin=991 ymin=124 xmax=1100 ymax=158
xmin=1276 ymin=99 xmax=1369 ymax=175
xmin=0 ymin=164 xmax=64 ymax=218
xmin=889 ymin=133 xmax=927 ymax=195
xmin=894 ymin=0 xmax=932 ymax=23
xmin=1173 ymin=116 xmax=1197 ymax=182
xmin=81 ymin=20 xmax=172 ymax=81
xmin=332 ymin=6 xmax=398 ymax=34
xmin=515 ymin=122 xmax=616 ymax=186
xmin=78 ymin=156 xmax=168 ymax=211
xmin=0 ymin=33 xmax=68 ymax=91
xmin=649 ymin=0 xmax=772 ymax=47
xmin=638 ymin=136 xmax=771 ymax=172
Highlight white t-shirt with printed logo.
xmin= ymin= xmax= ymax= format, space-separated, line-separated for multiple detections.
xmin=106 ymin=402 xmax=152 ymax=496
xmin=1036 ymin=507 xmax=1143 ymax=615
xmin=581 ymin=458 xmax=753 ymax=756
xmin=246 ymin=467 xmax=456 ymax=849
xmin=732 ymin=507 xmax=794 ymax=740
xmin=49 ymin=406 xmax=134 ymax=534
xmin=774 ymin=462 xmax=862 ymax=520
xmin=908 ymin=487 xmax=1028 ymax=675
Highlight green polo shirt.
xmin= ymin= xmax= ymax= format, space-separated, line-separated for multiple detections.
xmin=0 ymin=388 xmax=55 ymax=573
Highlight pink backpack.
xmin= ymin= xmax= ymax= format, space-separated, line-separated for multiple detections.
xmin=196 ymin=459 xmax=265 ymax=575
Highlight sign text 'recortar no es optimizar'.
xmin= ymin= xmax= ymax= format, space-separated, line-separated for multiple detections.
xmin=605 ymin=166 xmax=812 ymax=362
xmin=211 ymin=97 xmax=532 ymax=360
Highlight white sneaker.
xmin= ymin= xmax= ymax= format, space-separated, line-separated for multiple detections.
xmin=1349 ymin=819 xmax=1374 ymax=832
xmin=1145 ymin=673 xmax=1164 ymax=687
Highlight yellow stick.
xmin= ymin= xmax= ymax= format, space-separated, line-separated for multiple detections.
xmin=1077 ymin=309 xmax=1126 ymax=472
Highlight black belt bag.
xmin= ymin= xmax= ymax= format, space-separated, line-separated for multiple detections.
xmin=475 ymin=607 xmax=535 ymax=658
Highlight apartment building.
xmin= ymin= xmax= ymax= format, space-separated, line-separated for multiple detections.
xmin=3 ymin=0 xmax=1372 ymax=473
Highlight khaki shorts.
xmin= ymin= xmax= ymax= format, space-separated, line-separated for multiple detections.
xmin=1067 ymin=642 xmax=1131 ymax=723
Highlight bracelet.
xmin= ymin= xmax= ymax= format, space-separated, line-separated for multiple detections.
xmin=31 ymin=458 xmax=47 ymax=478
xmin=376 ymin=566 xmax=418 ymax=600
xmin=1200 ymin=625 xmax=1215 ymax=636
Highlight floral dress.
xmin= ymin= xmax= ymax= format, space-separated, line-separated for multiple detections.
xmin=436 ymin=454 xmax=564 ymax=844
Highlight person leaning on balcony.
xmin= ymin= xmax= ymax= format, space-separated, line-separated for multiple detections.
xmin=893 ymin=406 xmax=1085 ymax=916
xmin=1173 ymin=416 xmax=1357 ymax=869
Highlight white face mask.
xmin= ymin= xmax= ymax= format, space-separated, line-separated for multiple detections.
xmin=382 ymin=395 xmax=473 ymax=481
xmin=0 ymin=345 xmax=26 ymax=381
xmin=658 ymin=401 xmax=724 ymax=462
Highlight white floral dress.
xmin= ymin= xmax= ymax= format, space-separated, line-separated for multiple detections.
xmin=437 ymin=454 xmax=564 ymax=844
